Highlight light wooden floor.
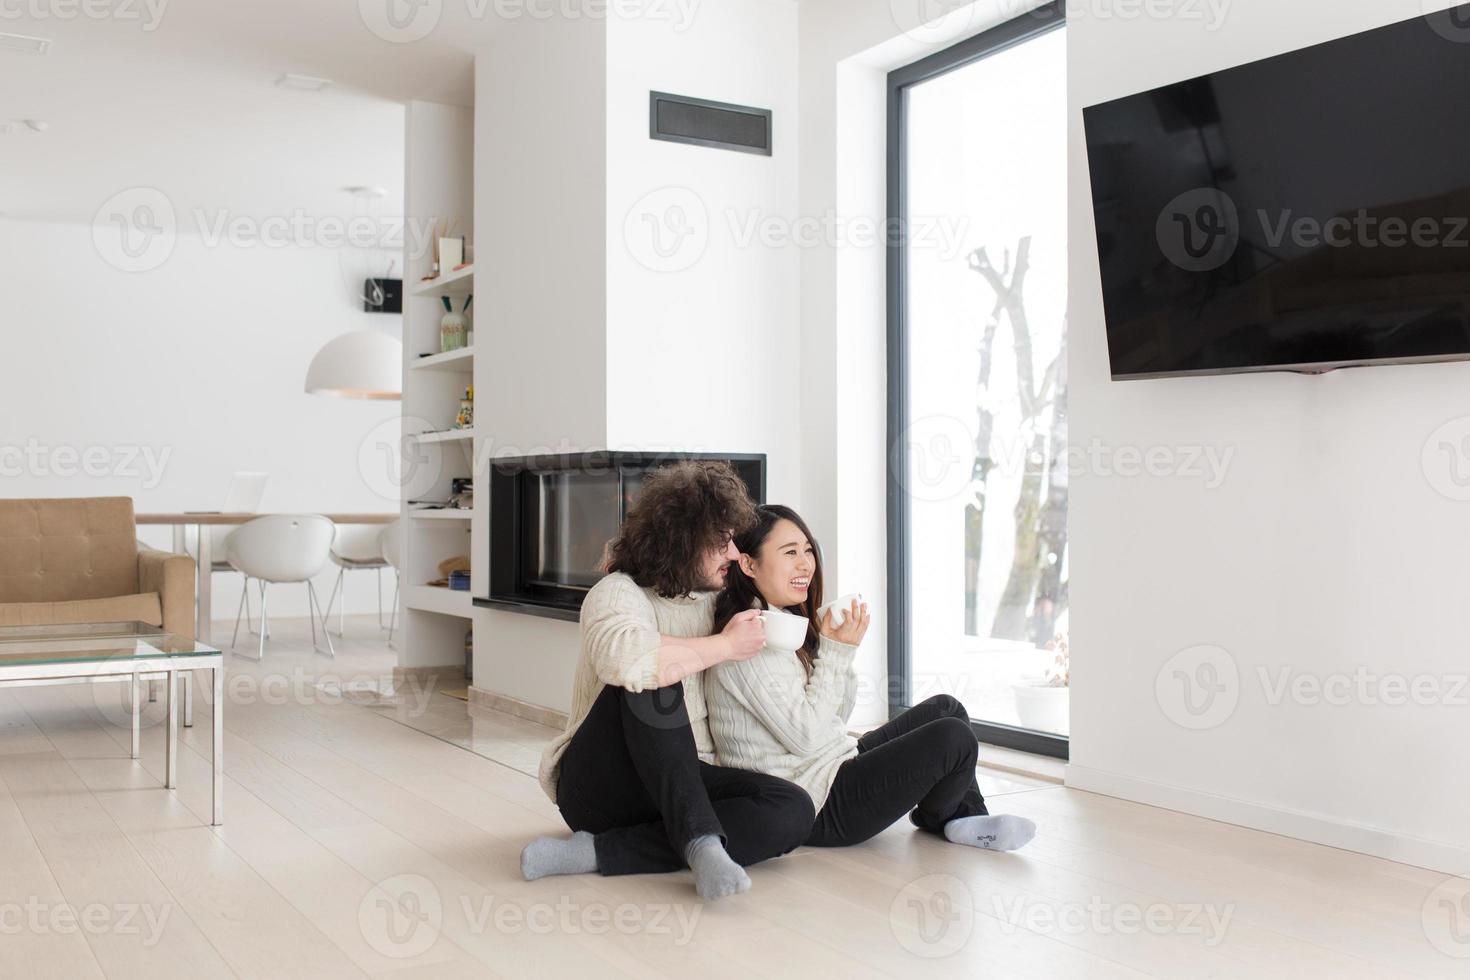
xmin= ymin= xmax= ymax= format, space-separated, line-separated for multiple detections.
xmin=0 ymin=617 xmax=1456 ymax=979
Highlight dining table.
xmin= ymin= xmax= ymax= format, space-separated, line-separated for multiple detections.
xmin=135 ymin=512 xmax=398 ymax=645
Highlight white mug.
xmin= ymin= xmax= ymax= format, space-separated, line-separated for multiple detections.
xmin=819 ymin=593 xmax=865 ymax=628
xmin=759 ymin=608 xmax=809 ymax=652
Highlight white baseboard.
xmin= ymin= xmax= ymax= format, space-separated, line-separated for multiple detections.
xmin=468 ymin=686 xmax=567 ymax=731
xmin=1065 ymin=764 xmax=1470 ymax=875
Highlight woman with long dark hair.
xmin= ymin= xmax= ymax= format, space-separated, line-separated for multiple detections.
xmin=707 ymin=505 xmax=1036 ymax=851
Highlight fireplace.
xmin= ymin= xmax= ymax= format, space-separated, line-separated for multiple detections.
xmin=475 ymin=451 xmax=766 ymax=621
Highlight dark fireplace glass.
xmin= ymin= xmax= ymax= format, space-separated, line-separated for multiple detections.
xmin=520 ymin=470 xmax=623 ymax=590
xmin=483 ymin=452 xmax=766 ymax=619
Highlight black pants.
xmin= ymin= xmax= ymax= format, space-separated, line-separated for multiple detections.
xmin=806 ymin=694 xmax=988 ymax=848
xmin=556 ymin=681 xmax=815 ymax=876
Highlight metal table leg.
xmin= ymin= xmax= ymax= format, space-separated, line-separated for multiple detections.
xmin=196 ymin=522 xmax=212 ymax=645
xmin=212 ymin=665 xmax=224 ymax=826
xmin=165 ymin=669 xmax=178 ymax=789
xmin=131 ymin=672 xmax=140 ymax=760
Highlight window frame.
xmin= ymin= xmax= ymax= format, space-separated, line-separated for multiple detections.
xmin=885 ymin=2 xmax=1069 ymax=760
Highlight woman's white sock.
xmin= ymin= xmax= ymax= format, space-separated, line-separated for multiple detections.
xmin=942 ymin=814 xmax=1036 ymax=851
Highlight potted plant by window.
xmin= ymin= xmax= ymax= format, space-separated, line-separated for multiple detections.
xmin=1013 ymin=631 xmax=1069 ymax=735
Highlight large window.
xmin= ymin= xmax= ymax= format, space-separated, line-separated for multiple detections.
xmin=887 ymin=5 xmax=1068 ymax=757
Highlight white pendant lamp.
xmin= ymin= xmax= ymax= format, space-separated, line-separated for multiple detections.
xmin=305 ymin=330 xmax=402 ymax=400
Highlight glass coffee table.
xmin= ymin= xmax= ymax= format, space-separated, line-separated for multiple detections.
xmin=0 ymin=621 xmax=224 ymax=825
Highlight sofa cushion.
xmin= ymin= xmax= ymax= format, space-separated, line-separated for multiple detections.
xmin=0 ymin=497 xmax=140 ymax=602
xmin=0 ymin=593 xmax=163 ymax=628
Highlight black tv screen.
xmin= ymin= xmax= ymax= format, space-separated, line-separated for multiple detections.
xmin=1083 ymin=4 xmax=1470 ymax=379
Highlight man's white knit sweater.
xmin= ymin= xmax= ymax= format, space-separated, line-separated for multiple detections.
xmin=705 ymin=634 xmax=861 ymax=812
xmin=537 ymin=572 xmax=719 ymax=803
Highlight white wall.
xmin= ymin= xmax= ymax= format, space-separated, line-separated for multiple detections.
xmin=475 ymin=17 xmax=609 ymax=457
xmin=1068 ymin=0 xmax=1470 ymax=871
xmin=472 ymin=12 xmax=610 ymax=704
xmin=605 ymin=0 xmax=799 ymax=501
xmin=0 ymin=218 xmax=403 ymax=621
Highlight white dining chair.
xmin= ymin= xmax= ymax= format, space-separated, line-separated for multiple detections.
xmin=188 ymin=471 xmax=269 ymax=633
xmin=226 ymin=514 xmax=336 ymax=660
xmin=322 ymin=525 xmax=391 ymax=636
xmin=379 ymin=520 xmax=402 ymax=648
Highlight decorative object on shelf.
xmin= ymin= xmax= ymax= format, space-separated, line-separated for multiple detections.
xmin=438 ymin=236 xmax=465 ymax=272
xmin=304 ymin=330 xmax=402 ymax=400
xmin=426 ymin=555 xmax=470 ymax=588
xmin=454 ymin=384 xmax=474 ymax=429
xmin=422 ymin=218 xmax=463 ymax=280
xmin=448 ymin=476 xmax=473 ymax=510
xmin=448 ymin=569 xmax=471 ymax=591
xmin=439 ymin=295 xmax=468 ymax=352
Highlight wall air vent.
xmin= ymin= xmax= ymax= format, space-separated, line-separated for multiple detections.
xmin=649 ymin=91 xmax=772 ymax=156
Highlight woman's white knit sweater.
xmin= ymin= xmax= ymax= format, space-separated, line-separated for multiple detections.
xmin=705 ymin=633 xmax=861 ymax=811
xmin=537 ymin=572 xmax=719 ymax=803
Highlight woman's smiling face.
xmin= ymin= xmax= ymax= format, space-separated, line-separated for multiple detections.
xmin=737 ymin=518 xmax=816 ymax=609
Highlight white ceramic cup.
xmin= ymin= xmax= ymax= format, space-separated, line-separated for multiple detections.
xmin=819 ymin=593 xmax=865 ymax=628
xmin=759 ymin=608 xmax=809 ymax=652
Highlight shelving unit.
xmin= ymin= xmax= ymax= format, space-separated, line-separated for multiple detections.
xmin=410 ymin=345 xmax=475 ymax=371
xmin=412 ymin=427 xmax=475 ymax=444
xmin=409 ymin=263 xmax=474 ymax=296
xmin=405 ymin=584 xmax=473 ymax=617
xmin=398 ymin=99 xmax=477 ymax=674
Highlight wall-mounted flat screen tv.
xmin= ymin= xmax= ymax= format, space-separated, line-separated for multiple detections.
xmin=1083 ymin=4 xmax=1470 ymax=379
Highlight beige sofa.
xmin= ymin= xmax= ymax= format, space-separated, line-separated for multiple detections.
xmin=0 ymin=497 xmax=195 ymax=637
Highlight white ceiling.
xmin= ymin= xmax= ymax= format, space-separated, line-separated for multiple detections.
xmin=0 ymin=0 xmax=478 ymax=223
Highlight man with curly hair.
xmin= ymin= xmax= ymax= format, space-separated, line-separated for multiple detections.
xmin=522 ymin=460 xmax=815 ymax=900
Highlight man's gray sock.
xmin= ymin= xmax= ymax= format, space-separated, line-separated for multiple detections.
xmin=685 ymin=834 xmax=751 ymax=901
xmin=521 ymin=831 xmax=598 ymax=880
xmin=942 ymin=814 xmax=1037 ymax=852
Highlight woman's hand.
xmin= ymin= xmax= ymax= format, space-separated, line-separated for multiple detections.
xmin=820 ymin=599 xmax=869 ymax=646
xmin=720 ymin=609 xmax=766 ymax=661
